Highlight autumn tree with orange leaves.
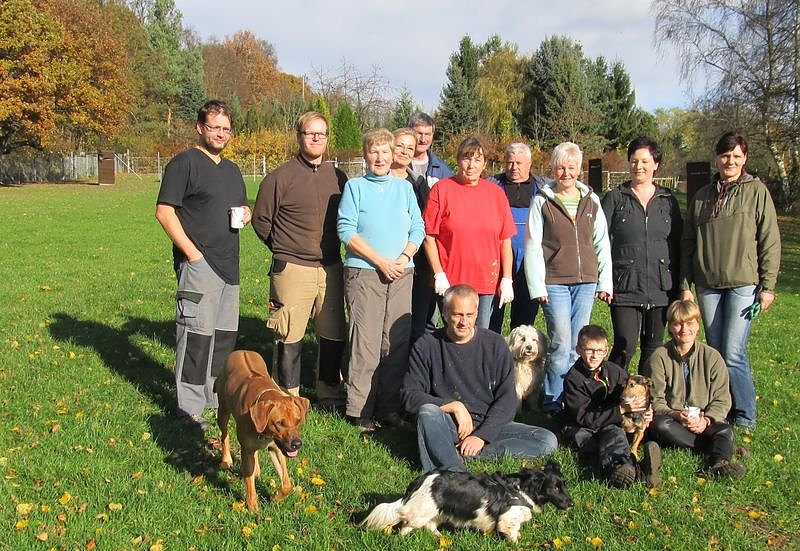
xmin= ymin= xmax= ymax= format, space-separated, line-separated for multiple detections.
xmin=0 ymin=0 xmax=131 ymax=154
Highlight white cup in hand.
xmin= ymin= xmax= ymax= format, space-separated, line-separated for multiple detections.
xmin=230 ymin=206 xmax=246 ymax=229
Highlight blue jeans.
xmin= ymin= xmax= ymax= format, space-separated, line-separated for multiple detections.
xmin=415 ymin=404 xmax=558 ymax=472
xmin=541 ymin=283 xmax=597 ymax=412
xmin=696 ymin=285 xmax=757 ymax=428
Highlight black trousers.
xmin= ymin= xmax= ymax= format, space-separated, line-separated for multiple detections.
xmin=609 ymin=305 xmax=666 ymax=371
xmin=563 ymin=424 xmax=633 ymax=471
xmin=650 ymin=414 xmax=734 ymax=465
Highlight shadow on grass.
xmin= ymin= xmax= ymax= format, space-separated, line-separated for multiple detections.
xmin=46 ymin=312 xmax=273 ymax=487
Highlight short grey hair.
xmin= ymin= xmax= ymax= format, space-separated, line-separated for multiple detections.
xmin=505 ymin=142 xmax=532 ymax=160
xmin=407 ymin=112 xmax=435 ymax=129
xmin=551 ymin=141 xmax=583 ymax=170
xmin=442 ymin=284 xmax=479 ymax=314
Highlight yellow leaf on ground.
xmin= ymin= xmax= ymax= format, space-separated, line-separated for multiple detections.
xmin=15 ymin=519 xmax=28 ymax=530
xmin=231 ymin=501 xmax=245 ymax=511
xmin=36 ymin=531 xmax=48 ymax=541
xmin=107 ymin=503 xmax=123 ymax=511
xmin=16 ymin=503 xmax=34 ymax=515
xmin=58 ymin=492 xmax=72 ymax=505
xmin=773 ymin=454 xmax=784 ymax=462
xmin=310 ymin=476 xmax=326 ymax=486
xmin=553 ymin=536 xmax=573 ymax=548
xmin=438 ymin=534 xmax=453 ymax=548
xmin=587 ymin=536 xmax=604 ymax=548
xmin=748 ymin=510 xmax=766 ymax=519
xmin=241 ymin=526 xmax=253 ymax=537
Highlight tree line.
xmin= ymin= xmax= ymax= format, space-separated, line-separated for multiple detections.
xmin=1 ymin=0 xmax=797 ymax=209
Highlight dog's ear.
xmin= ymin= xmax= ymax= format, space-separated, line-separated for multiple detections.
xmin=294 ymin=396 xmax=311 ymax=422
xmin=250 ymin=401 xmax=274 ymax=434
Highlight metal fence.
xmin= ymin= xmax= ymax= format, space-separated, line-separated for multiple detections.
xmin=1 ymin=152 xmax=681 ymax=191
xmin=0 ymin=152 xmax=98 ymax=184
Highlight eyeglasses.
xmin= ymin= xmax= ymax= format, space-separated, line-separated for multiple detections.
xmin=580 ymin=347 xmax=608 ymax=356
xmin=300 ymin=131 xmax=328 ymax=140
xmin=203 ymin=123 xmax=232 ymax=135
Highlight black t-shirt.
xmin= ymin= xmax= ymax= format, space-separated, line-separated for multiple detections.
xmin=157 ymin=148 xmax=247 ymax=284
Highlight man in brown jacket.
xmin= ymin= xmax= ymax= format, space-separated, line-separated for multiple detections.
xmin=252 ymin=112 xmax=348 ymax=408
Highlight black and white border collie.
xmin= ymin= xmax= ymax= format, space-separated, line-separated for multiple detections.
xmin=361 ymin=461 xmax=573 ymax=542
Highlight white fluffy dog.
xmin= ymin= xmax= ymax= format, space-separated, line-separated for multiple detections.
xmin=505 ymin=325 xmax=549 ymax=411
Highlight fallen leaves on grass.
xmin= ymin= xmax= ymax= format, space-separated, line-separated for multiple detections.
xmin=553 ymin=535 xmax=573 ymax=548
xmin=310 ymin=475 xmax=326 ymax=486
xmin=58 ymin=492 xmax=72 ymax=505
xmin=16 ymin=503 xmax=34 ymax=515
xmin=773 ymin=454 xmax=784 ymax=462
xmin=587 ymin=536 xmax=604 ymax=548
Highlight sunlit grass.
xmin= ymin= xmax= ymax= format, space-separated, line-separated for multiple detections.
xmin=0 ymin=176 xmax=797 ymax=549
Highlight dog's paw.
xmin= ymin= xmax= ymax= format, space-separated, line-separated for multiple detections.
xmin=219 ymin=458 xmax=233 ymax=470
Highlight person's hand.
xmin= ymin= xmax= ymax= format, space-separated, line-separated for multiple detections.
xmin=433 ymin=272 xmax=451 ymax=296
xmin=498 ymin=277 xmax=514 ymax=307
xmin=681 ymin=289 xmax=695 ymax=302
xmin=242 ymin=205 xmax=252 ymax=225
xmin=596 ymin=291 xmax=613 ymax=304
xmin=377 ymin=258 xmax=404 ymax=281
xmin=643 ymin=407 xmax=653 ymax=427
xmin=457 ymin=435 xmax=485 ymax=457
xmin=441 ymin=401 xmax=473 ymax=439
xmin=759 ymin=290 xmax=775 ymax=311
xmin=686 ymin=412 xmax=709 ymax=434
xmin=536 ymin=295 xmax=549 ymax=304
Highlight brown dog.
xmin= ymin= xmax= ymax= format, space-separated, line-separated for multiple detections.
xmin=620 ymin=374 xmax=652 ymax=460
xmin=215 ymin=350 xmax=310 ymax=512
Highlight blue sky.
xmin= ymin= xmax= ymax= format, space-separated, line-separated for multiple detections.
xmin=175 ymin=0 xmax=695 ymax=114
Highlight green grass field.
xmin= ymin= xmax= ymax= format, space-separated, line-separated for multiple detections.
xmin=1 ymin=175 xmax=798 ymax=550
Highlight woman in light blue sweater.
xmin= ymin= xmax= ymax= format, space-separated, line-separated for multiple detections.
xmin=337 ymin=128 xmax=425 ymax=431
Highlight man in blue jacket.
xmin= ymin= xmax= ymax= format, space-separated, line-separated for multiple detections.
xmin=407 ymin=112 xmax=453 ymax=343
xmin=489 ymin=143 xmax=547 ymax=333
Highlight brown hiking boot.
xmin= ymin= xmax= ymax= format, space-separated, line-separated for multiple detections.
xmin=707 ymin=459 xmax=746 ymax=479
xmin=640 ymin=441 xmax=662 ymax=488
xmin=608 ymin=462 xmax=637 ymax=488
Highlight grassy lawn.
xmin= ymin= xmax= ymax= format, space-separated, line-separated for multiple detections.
xmin=1 ymin=175 xmax=798 ymax=550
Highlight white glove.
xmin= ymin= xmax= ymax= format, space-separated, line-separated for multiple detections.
xmin=498 ymin=277 xmax=514 ymax=306
xmin=433 ymin=272 xmax=451 ymax=296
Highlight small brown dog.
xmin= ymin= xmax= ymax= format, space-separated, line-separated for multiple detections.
xmin=215 ymin=350 xmax=310 ymax=512
xmin=620 ymin=374 xmax=652 ymax=460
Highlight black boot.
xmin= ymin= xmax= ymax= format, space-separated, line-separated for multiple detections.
xmin=318 ymin=338 xmax=345 ymax=387
xmin=317 ymin=338 xmax=345 ymax=410
xmin=274 ymin=341 xmax=303 ymax=391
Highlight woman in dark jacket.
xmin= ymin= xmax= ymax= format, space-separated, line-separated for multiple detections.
xmin=601 ymin=137 xmax=682 ymax=371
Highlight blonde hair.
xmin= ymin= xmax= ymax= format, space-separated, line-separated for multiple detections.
xmin=392 ymin=127 xmax=418 ymax=148
xmin=551 ymin=141 xmax=583 ymax=170
xmin=362 ymin=128 xmax=394 ymax=156
xmin=666 ymin=299 xmax=701 ymax=325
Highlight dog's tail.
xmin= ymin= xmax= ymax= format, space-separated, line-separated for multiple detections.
xmin=360 ymin=499 xmax=404 ymax=531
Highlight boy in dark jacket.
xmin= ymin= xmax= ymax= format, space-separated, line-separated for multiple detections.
xmin=563 ymin=325 xmax=661 ymax=488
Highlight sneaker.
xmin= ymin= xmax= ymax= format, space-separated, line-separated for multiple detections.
xmin=608 ymin=462 xmax=637 ymax=488
xmin=707 ymin=459 xmax=746 ymax=479
xmin=346 ymin=416 xmax=376 ymax=433
xmin=640 ymin=441 xmax=662 ymax=488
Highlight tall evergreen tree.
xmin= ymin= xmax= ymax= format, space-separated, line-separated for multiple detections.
xmin=437 ymin=35 xmax=481 ymax=140
xmin=144 ymin=0 xmax=205 ymax=133
xmin=330 ymin=101 xmax=361 ymax=152
xmin=390 ymin=89 xmax=417 ymax=130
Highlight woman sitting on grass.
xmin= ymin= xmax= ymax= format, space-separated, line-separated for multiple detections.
xmin=641 ymin=299 xmax=746 ymax=479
